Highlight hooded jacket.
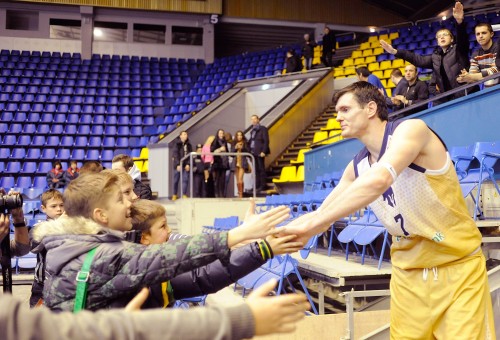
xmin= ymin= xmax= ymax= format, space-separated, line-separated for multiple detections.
xmin=395 ymin=21 xmax=469 ymax=100
xmin=31 ymin=216 xmax=230 ymax=311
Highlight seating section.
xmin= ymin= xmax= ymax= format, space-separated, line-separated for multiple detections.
xmin=0 ymin=50 xmax=205 ymax=187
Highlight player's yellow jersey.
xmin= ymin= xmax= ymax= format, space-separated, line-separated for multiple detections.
xmin=353 ymin=121 xmax=481 ymax=270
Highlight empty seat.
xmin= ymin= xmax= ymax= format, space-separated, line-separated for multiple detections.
xmin=41 ymin=148 xmax=56 ymax=159
xmin=25 ymin=149 xmax=41 ymax=160
xmin=11 ymin=148 xmax=26 ymax=159
xmin=37 ymin=162 xmax=53 ymax=174
xmin=22 ymin=162 xmax=37 ymax=173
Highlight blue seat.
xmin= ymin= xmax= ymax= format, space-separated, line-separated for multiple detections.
xmin=102 ymin=137 xmax=115 ymax=148
xmin=5 ymin=161 xmax=21 ymax=173
xmin=37 ymin=162 xmax=53 ymax=174
xmin=85 ymin=149 xmax=100 ymax=160
xmin=117 ymin=126 xmax=130 ymax=136
xmin=17 ymin=135 xmax=31 ymax=146
xmin=16 ymin=176 xmax=33 ymax=189
xmin=74 ymin=136 xmax=88 ymax=147
xmin=23 ymin=124 xmax=37 ymax=134
xmin=8 ymin=123 xmax=23 ymax=134
xmin=33 ymin=176 xmax=47 ymax=189
xmin=105 ymin=126 xmax=117 ymax=135
xmin=71 ymin=149 xmax=85 ymax=160
xmin=11 ymin=148 xmax=26 ymax=159
xmin=45 ymin=136 xmax=60 ymax=147
xmin=115 ymin=137 xmax=129 ymax=147
xmin=0 ymin=147 xmax=10 ymax=159
xmin=41 ymin=148 xmax=56 ymax=160
xmin=2 ymin=135 xmax=16 ymax=146
xmin=0 ymin=177 xmax=15 ymax=190
xmin=100 ymin=150 xmax=114 ymax=161
xmin=59 ymin=136 xmax=74 ymax=147
xmin=56 ymin=149 xmax=71 ymax=159
xmin=25 ymin=149 xmax=41 ymax=160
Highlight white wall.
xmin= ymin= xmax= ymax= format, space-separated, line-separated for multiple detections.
xmin=245 ymin=86 xmax=294 ymax=118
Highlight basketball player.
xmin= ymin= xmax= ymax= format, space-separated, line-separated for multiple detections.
xmin=283 ymin=81 xmax=495 ymax=339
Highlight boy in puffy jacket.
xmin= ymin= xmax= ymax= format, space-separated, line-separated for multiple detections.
xmin=31 ymin=172 xmax=290 ymax=311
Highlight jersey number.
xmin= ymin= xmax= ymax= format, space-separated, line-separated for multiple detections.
xmin=394 ymin=214 xmax=409 ymax=236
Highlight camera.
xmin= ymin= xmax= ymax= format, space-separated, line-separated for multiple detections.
xmin=0 ymin=194 xmax=23 ymax=213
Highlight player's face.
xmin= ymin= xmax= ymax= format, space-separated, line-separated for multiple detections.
xmin=335 ymin=93 xmax=370 ymax=139
xmin=475 ymin=26 xmax=493 ymax=48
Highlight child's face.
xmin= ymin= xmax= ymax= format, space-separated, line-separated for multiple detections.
xmin=140 ymin=216 xmax=171 ymax=245
xmin=41 ymin=198 xmax=64 ymax=219
xmin=71 ymin=163 xmax=77 ymax=170
xmin=102 ymin=186 xmax=132 ymax=231
xmin=121 ymin=182 xmax=138 ymax=203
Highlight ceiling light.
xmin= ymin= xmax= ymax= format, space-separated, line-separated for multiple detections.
xmin=93 ymin=28 xmax=103 ymax=37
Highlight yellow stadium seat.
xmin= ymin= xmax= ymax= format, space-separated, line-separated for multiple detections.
xmin=373 ymin=47 xmax=383 ymax=55
xmin=387 ymin=78 xmax=396 ymax=88
xmin=380 ymin=79 xmax=387 ymax=87
xmin=342 ymin=58 xmax=354 ymax=67
xmin=142 ymin=160 xmax=149 ymax=172
xmin=372 ymin=70 xmax=384 ymax=79
xmin=272 ymin=166 xmax=297 ymax=183
xmin=365 ymin=56 xmax=376 ymax=64
xmin=383 ymin=69 xmax=393 ymax=79
xmin=368 ymin=36 xmax=378 ymax=42
xmin=290 ymin=148 xmax=311 ymax=165
xmin=370 ymin=41 xmax=380 ymax=49
xmin=386 ymin=88 xmax=392 ymax=97
xmin=379 ymin=34 xmax=389 ymax=41
xmin=334 ymin=68 xmax=345 ymax=77
xmin=344 ymin=67 xmax=356 ymax=76
xmin=321 ymin=118 xmax=341 ymax=131
xmin=389 ymin=32 xmax=399 ymax=40
xmin=313 ymin=131 xmax=329 ymax=144
xmin=362 ymin=49 xmax=373 ymax=57
xmin=327 ymin=131 xmax=343 ymax=143
xmin=379 ymin=60 xmax=392 ymax=70
xmin=291 ymin=165 xmax=305 ymax=182
xmin=392 ymin=59 xmax=405 ymax=68
xmin=368 ymin=62 xmax=379 ymax=72
xmin=351 ymin=50 xmax=362 ymax=58
xmin=134 ymin=160 xmax=144 ymax=172
xmin=354 ymin=57 xmax=365 ymax=66
xmin=135 ymin=147 xmax=149 ymax=160
xmin=360 ymin=42 xmax=371 ymax=50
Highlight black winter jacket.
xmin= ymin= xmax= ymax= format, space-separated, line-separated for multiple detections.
xmin=172 ymin=137 xmax=193 ymax=168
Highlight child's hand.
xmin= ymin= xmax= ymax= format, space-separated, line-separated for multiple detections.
xmin=247 ymin=279 xmax=308 ymax=335
xmin=125 ymin=288 xmax=149 ymax=311
xmin=266 ymin=234 xmax=303 ymax=255
xmin=228 ymin=200 xmax=290 ymax=247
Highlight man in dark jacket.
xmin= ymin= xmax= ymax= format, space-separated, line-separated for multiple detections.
xmin=285 ymin=50 xmax=302 ymax=73
xmin=171 ymin=131 xmax=192 ymax=200
xmin=301 ymin=33 xmax=317 ymax=70
xmin=390 ymin=64 xmax=429 ymax=112
xmin=380 ymin=2 xmax=468 ymax=103
xmin=112 ymin=154 xmax=153 ymax=200
xmin=248 ymin=115 xmax=270 ymax=192
xmin=321 ymin=27 xmax=336 ymax=67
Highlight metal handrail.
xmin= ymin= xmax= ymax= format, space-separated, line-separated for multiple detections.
xmin=179 ymin=151 xmax=256 ymax=198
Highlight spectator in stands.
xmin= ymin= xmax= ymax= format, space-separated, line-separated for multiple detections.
xmin=282 ymin=81 xmax=495 ymax=339
xmin=172 ymin=131 xmax=192 ymax=200
xmin=2 ymin=279 xmax=307 ymax=340
xmin=301 ymin=33 xmax=317 ymax=70
xmin=63 ymin=160 xmax=79 ymax=185
xmin=285 ymin=49 xmax=303 ymax=73
xmin=211 ymin=129 xmax=230 ymax=198
xmin=386 ymin=68 xmax=407 ymax=109
xmin=391 ymin=64 xmax=429 ymax=111
xmin=380 ymin=2 xmax=468 ymax=102
xmin=46 ymin=161 xmax=65 ymax=189
xmin=0 ymin=189 xmax=30 ymax=258
xmin=201 ymin=135 xmax=215 ymax=197
xmin=224 ymin=131 xmax=234 ymax=197
xmin=31 ymin=172 xmax=291 ymax=311
xmin=131 ymin=199 xmax=304 ymax=309
xmin=457 ymin=22 xmax=498 ymax=87
xmin=232 ymin=130 xmax=251 ymax=198
xmin=321 ymin=26 xmax=336 ymax=67
xmin=112 ymin=154 xmax=153 ymax=200
xmin=355 ymin=66 xmax=388 ymax=97
xmin=79 ymin=160 xmax=103 ymax=175
xmin=29 ymin=189 xmax=64 ymax=308
xmin=193 ymin=144 xmax=205 ymax=198
xmin=248 ymin=115 xmax=270 ymax=192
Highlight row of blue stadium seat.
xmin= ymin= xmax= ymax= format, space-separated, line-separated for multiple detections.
xmin=1 ymin=119 xmax=146 ymax=132
xmin=0 ymin=78 xmax=190 ymax=89
xmin=0 ymin=88 xmax=174 ymax=98
xmin=0 ymin=146 xmax=144 ymax=162
xmin=0 ymin=62 xmax=199 ymax=72
xmin=0 ymin=104 xmax=156 ymax=115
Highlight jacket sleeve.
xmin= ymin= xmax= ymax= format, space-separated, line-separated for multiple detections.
xmin=172 ymin=141 xmax=180 ymax=168
xmin=169 ymin=242 xmax=266 ymax=300
xmin=0 ymin=294 xmax=255 ymax=340
xmin=107 ymin=232 xmax=232 ymax=293
xmin=133 ymin=181 xmax=153 ymax=200
xmin=455 ymin=21 xmax=470 ymax=68
xmin=413 ymin=81 xmax=429 ymax=104
xmin=262 ymin=127 xmax=270 ymax=155
xmin=395 ymin=49 xmax=433 ymax=69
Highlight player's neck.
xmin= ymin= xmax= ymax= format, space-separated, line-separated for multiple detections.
xmin=361 ymin=120 xmax=388 ymax=161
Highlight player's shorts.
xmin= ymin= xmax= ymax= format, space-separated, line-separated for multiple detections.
xmin=390 ymin=250 xmax=496 ymax=339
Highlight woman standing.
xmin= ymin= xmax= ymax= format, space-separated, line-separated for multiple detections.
xmin=210 ymin=129 xmax=229 ymax=198
xmin=232 ymin=131 xmax=250 ymax=198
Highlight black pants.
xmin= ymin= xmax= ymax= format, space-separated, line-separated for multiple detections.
xmin=212 ymin=169 xmax=226 ymax=198
xmin=193 ymin=174 xmax=204 ymax=197
xmin=254 ymin=155 xmax=266 ymax=191
xmin=322 ymin=51 xmax=333 ymax=67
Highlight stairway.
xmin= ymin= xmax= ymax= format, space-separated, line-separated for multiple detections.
xmin=264 ymin=105 xmax=337 ymax=190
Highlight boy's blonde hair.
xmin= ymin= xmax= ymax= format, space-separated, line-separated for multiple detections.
xmin=131 ymin=199 xmax=166 ymax=234
xmin=64 ymin=172 xmax=120 ymax=218
xmin=41 ymin=189 xmax=64 ymax=207
xmin=101 ymin=169 xmax=134 ymax=187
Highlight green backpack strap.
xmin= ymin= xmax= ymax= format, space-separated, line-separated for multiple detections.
xmin=73 ymin=247 xmax=98 ymax=313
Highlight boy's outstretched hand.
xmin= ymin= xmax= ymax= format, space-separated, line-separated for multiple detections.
xmin=266 ymin=234 xmax=304 ymax=255
xmin=125 ymin=288 xmax=150 ymax=311
xmin=227 ymin=200 xmax=290 ymax=247
xmin=247 ymin=279 xmax=309 ymax=335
